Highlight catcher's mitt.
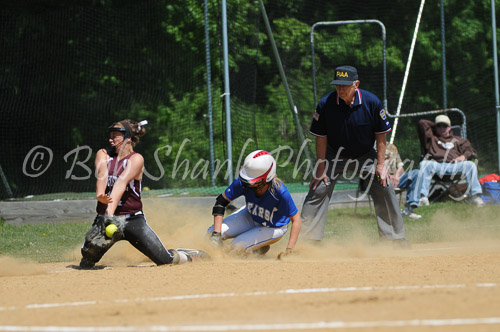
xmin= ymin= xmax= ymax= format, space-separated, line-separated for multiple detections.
xmin=85 ymin=216 xmax=125 ymax=248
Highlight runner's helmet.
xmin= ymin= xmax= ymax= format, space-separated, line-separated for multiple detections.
xmin=239 ymin=150 xmax=276 ymax=186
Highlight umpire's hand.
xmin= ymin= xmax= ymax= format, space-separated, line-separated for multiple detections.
xmin=310 ymin=163 xmax=329 ymax=190
xmin=376 ymin=164 xmax=390 ymax=187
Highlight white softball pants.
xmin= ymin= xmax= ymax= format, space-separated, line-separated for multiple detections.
xmin=207 ymin=206 xmax=289 ymax=253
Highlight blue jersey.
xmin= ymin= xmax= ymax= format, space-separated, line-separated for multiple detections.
xmin=309 ymin=88 xmax=391 ymax=158
xmin=224 ymin=178 xmax=298 ymax=228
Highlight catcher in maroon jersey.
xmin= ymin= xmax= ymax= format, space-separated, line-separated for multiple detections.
xmin=79 ymin=119 xmax=208 ymax=269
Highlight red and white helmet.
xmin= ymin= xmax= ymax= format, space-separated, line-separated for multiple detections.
xmin=239 ymin=150 xmax=276 ymax=185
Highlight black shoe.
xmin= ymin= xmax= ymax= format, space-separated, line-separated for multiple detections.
xmin=176 ymin=248 xmax=211 ymax=262
xmin=255 ymin=245 xmax=270 ymax=255
xmin=393 ymin=238 xmax=412 ymax=250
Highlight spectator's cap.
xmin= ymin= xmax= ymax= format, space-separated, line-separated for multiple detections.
xmin=330 ymin=65 xmax=358 ymax=85
xmin=435 ymin=114 xmax=451 ymax=126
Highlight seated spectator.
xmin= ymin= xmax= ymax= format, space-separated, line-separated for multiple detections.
xmin=385 ymin=144 xmax=424 ymax=219
xmin=417 ymin=115 xmax=484 ymax=206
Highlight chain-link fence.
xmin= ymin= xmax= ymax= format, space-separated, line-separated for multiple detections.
xmin=0 ymin=0 xmax=498 ymax=200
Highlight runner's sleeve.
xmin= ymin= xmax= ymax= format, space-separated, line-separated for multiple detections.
xmin=224 ymin=178 xmax=243 ymax=201
xmin=277 ymin=186 xmax=298 ymax=217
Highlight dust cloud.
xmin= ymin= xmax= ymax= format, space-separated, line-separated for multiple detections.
xmin=0 ymin=256 xmax=47 ymax=276
xmin=423 ymin=206 xmax=500 ymax=242
xmin=69 ymin=199 xmax=500 ymax=267
xmin=111 ymin=199 xmax=403 ymax=263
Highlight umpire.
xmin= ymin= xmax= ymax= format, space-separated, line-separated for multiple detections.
xmin=300 ymin=65 xmax=409 ymax=248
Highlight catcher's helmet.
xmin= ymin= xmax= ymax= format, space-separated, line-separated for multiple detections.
xmin=108 ymin=121 xmax=133 ymax=139
xmin=239 ymin=150 xmax=276 ymax=185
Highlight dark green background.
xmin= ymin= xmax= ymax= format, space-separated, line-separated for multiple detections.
xmin=0 ymin=0 xmax=498 ymax=199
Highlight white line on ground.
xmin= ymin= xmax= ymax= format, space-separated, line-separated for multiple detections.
xmin=0 ymin=283 xmax=496 ymax=312
xmin=2 ymin=317 xmax=500 ymax=331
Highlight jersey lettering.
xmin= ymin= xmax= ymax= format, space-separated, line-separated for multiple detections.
xmin=246 ymin=202 xmax=276 ymax=223
xmin=107 ymin=175 xmax=118 ymax=187
xmin=270 ymin=207 xmax=277 ymax=221
xmin=96 ymin=152 xmax=142 ymax=215
xmin=224 ymin=178 xmax=298 ymax=228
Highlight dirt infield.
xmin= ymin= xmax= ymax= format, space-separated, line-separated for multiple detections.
xmin=1 ymin=201 xmax=500 ymax=331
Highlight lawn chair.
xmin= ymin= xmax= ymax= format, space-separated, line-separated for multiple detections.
xmin=417 ymin=111 xmax=469 ymax=203
xmin=354 ymin=177 xmax=405 ymax=215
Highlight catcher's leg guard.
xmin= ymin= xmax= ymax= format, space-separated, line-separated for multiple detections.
xmin=79 ymin=215 xmax=116 ymax=268
xmin=80 ymin=241 xmax=113 ymax=268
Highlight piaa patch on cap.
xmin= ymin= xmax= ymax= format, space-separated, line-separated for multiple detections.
xmin=330 ymin=65 xmax=358 ymax=85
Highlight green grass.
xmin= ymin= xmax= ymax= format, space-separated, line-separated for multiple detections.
xmin=325 ymin=201 xmax=500 ymax=244
xmin=2 ymin=201 xmax=500 ymax=263
xmin=0 ymin=222 xmax=91 ymax=263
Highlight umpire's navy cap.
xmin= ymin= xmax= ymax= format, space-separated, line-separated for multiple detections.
xmin=330 ymin=65 xmax=359 ymax=85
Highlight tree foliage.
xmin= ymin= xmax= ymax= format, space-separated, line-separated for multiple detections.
xmin=1 ymin=0 xmax=499 ymax=197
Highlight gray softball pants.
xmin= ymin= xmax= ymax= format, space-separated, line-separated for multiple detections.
xmin=300 ymin=150 xmax=406 ymax=241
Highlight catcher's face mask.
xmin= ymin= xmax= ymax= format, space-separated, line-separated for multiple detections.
xmin=107 ymin=123 xmax=129 ymax=157
xmin=108 ymin=122 xmax=131 ymax=138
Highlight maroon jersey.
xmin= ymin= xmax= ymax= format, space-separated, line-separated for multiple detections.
xmin=96 ymin=152 xmax=143 ymax=215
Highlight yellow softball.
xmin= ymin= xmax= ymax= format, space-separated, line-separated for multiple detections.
xmin=105 ymin=224 xmax=118 ymax=238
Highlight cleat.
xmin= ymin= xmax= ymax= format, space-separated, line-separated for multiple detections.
xmin=254 ymin=245 xmax=270 ymax=255
xmin=176 ymin=248 xmax=210 ymax=262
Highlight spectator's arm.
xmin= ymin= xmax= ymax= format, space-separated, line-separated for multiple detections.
xmin=418 ymin=119 xmax=436 ymax=140
xmin=390 ymin=166 xmax=405 ymax=188
xmin=459 ymin=138 xmax=477 ymax=160
xmin=418 ymin=119 xmax=436 ymax=157
xmin=395 ymin=165 xmax=405 ymax=178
